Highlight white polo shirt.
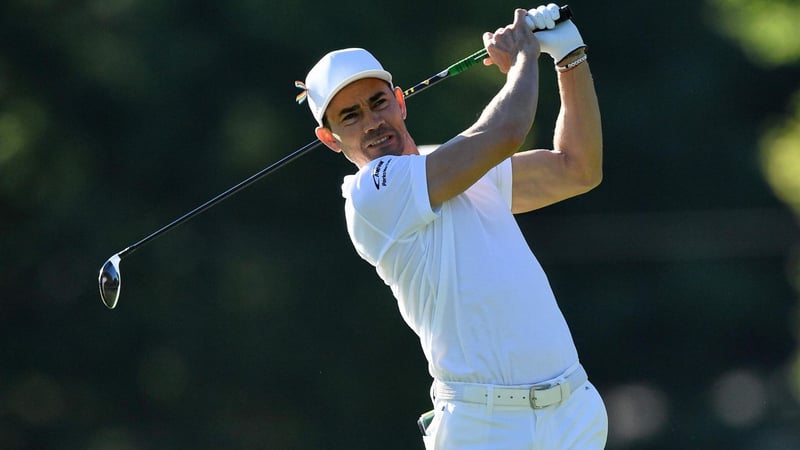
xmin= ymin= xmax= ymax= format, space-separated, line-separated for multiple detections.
xmin=341 ymin=150 xmax=578 ymax=385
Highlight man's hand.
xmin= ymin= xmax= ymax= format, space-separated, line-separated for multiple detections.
xmin=526 ymin=4 xmax=585 ymax=63
xmin=482 ymin=9 xmax=541 ymax=73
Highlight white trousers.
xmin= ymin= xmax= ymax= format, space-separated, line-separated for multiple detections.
xmin=422 ymin=381 xmax=607 ymax=450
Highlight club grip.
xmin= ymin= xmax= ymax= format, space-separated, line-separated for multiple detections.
xmin=529 ymin=5 xmax=573 ymax=31
xmin=559 ymin=5 xmax=573 ymax=22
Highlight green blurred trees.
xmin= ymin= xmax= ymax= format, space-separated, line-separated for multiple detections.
xmin=712 ymin=0 xmax=800 ymax=406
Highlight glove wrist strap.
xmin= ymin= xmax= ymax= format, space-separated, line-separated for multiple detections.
xmin=556 ymin=47 xmax=588 ymax=72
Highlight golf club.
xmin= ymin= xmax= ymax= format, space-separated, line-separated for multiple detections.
xmin=98 ymin=5 xmax=574 ymax=309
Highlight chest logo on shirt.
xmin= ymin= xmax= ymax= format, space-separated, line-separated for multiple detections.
xmin=371 ymin=159 xmax=392 ymax=190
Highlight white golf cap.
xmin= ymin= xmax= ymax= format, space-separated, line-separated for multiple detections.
xmin=297 ymin=48 xmax=393 ymax=126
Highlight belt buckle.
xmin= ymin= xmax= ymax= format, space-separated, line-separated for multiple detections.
xmin=529 ymin=382 xmax=571 ymax=409
xmin=529 ymin=385 xmax=547 ymax=409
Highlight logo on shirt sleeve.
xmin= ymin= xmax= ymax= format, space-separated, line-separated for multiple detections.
xmin=371 ymin=159 xmax=392 ymax=190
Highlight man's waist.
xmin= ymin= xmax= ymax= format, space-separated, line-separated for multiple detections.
xmin=432 ymin=362 xmax=587 ymax=409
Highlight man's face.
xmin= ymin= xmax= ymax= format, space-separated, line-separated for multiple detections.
xmin=316 ymin=78 xmax=415 ymax=167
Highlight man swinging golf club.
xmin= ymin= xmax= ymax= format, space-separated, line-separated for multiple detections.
xmin=298 ymin=4 xmax=606 ymax=449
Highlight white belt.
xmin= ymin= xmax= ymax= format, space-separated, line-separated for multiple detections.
xmin=432 ymin=365 xmax=588 ymax=409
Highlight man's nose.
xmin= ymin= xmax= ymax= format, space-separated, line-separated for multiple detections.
xmin=363 ymin=109 xmax=385 ymax=132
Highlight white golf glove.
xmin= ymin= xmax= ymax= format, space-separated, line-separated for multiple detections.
xmin=525 ymin=4 xmax=586 ymax=63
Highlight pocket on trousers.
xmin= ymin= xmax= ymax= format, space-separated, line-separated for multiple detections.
xmin=418 ymin=409 xmax=435 ymax=436
xmin=419 ymin=405 xmax=445 ymax=449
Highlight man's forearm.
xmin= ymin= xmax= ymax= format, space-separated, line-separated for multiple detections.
xmin=554 ymin=51 xmax=603 ymax=186
xmin=471 ymin=51 xmax=540 ymax=151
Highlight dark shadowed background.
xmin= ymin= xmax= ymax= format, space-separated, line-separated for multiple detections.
xmin=2 ymin=0 xmax=799 ymax=448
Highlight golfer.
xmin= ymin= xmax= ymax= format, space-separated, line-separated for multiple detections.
xmin=298 ymin=4 xmax=606 ymax=449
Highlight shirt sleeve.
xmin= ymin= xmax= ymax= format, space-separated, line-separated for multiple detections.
xmin=486 ymin=157 xmax=513 ymax=210
xmin=341 ymin=154 xmax=438 ymax=264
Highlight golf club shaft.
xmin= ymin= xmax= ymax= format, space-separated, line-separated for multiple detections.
xmin=114 ymin=5 xmax=573 ymax=260
xmin=117 ymin=138 xmax=321 ymax=259
xmin=403 ymin=5 xmax=572 ymax=97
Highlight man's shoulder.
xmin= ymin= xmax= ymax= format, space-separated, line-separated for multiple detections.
xmin=417 ymin=144 xmax=440 ymax=156
xmin=342 ymin=153 xmax=427 ymax=200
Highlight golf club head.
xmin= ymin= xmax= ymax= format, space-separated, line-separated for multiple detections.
xmin=99 ymin=254 xmax=121 ymax=309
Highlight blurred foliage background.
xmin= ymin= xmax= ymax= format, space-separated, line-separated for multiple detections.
xmin=1 ymin=0 xmax=799 ymax=448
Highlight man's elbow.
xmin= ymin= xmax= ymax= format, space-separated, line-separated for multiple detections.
xmin=580 ymin=141 xmax=603 ymax=190
xmin=572 ymin=162 xmax=603 ymax=194
xmin=559 ymin=139 xmax=602 ymax=193
xmin=499 ymin=123 xmax=530 ymax=154
xmin=586 ymin=165 xmax=603 ymax=189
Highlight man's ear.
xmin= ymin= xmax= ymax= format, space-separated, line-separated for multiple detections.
xmin=394 ymin=86 xmax=407 ymax=120
xmin=315 ymin=126 xmax=341 ymax=153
